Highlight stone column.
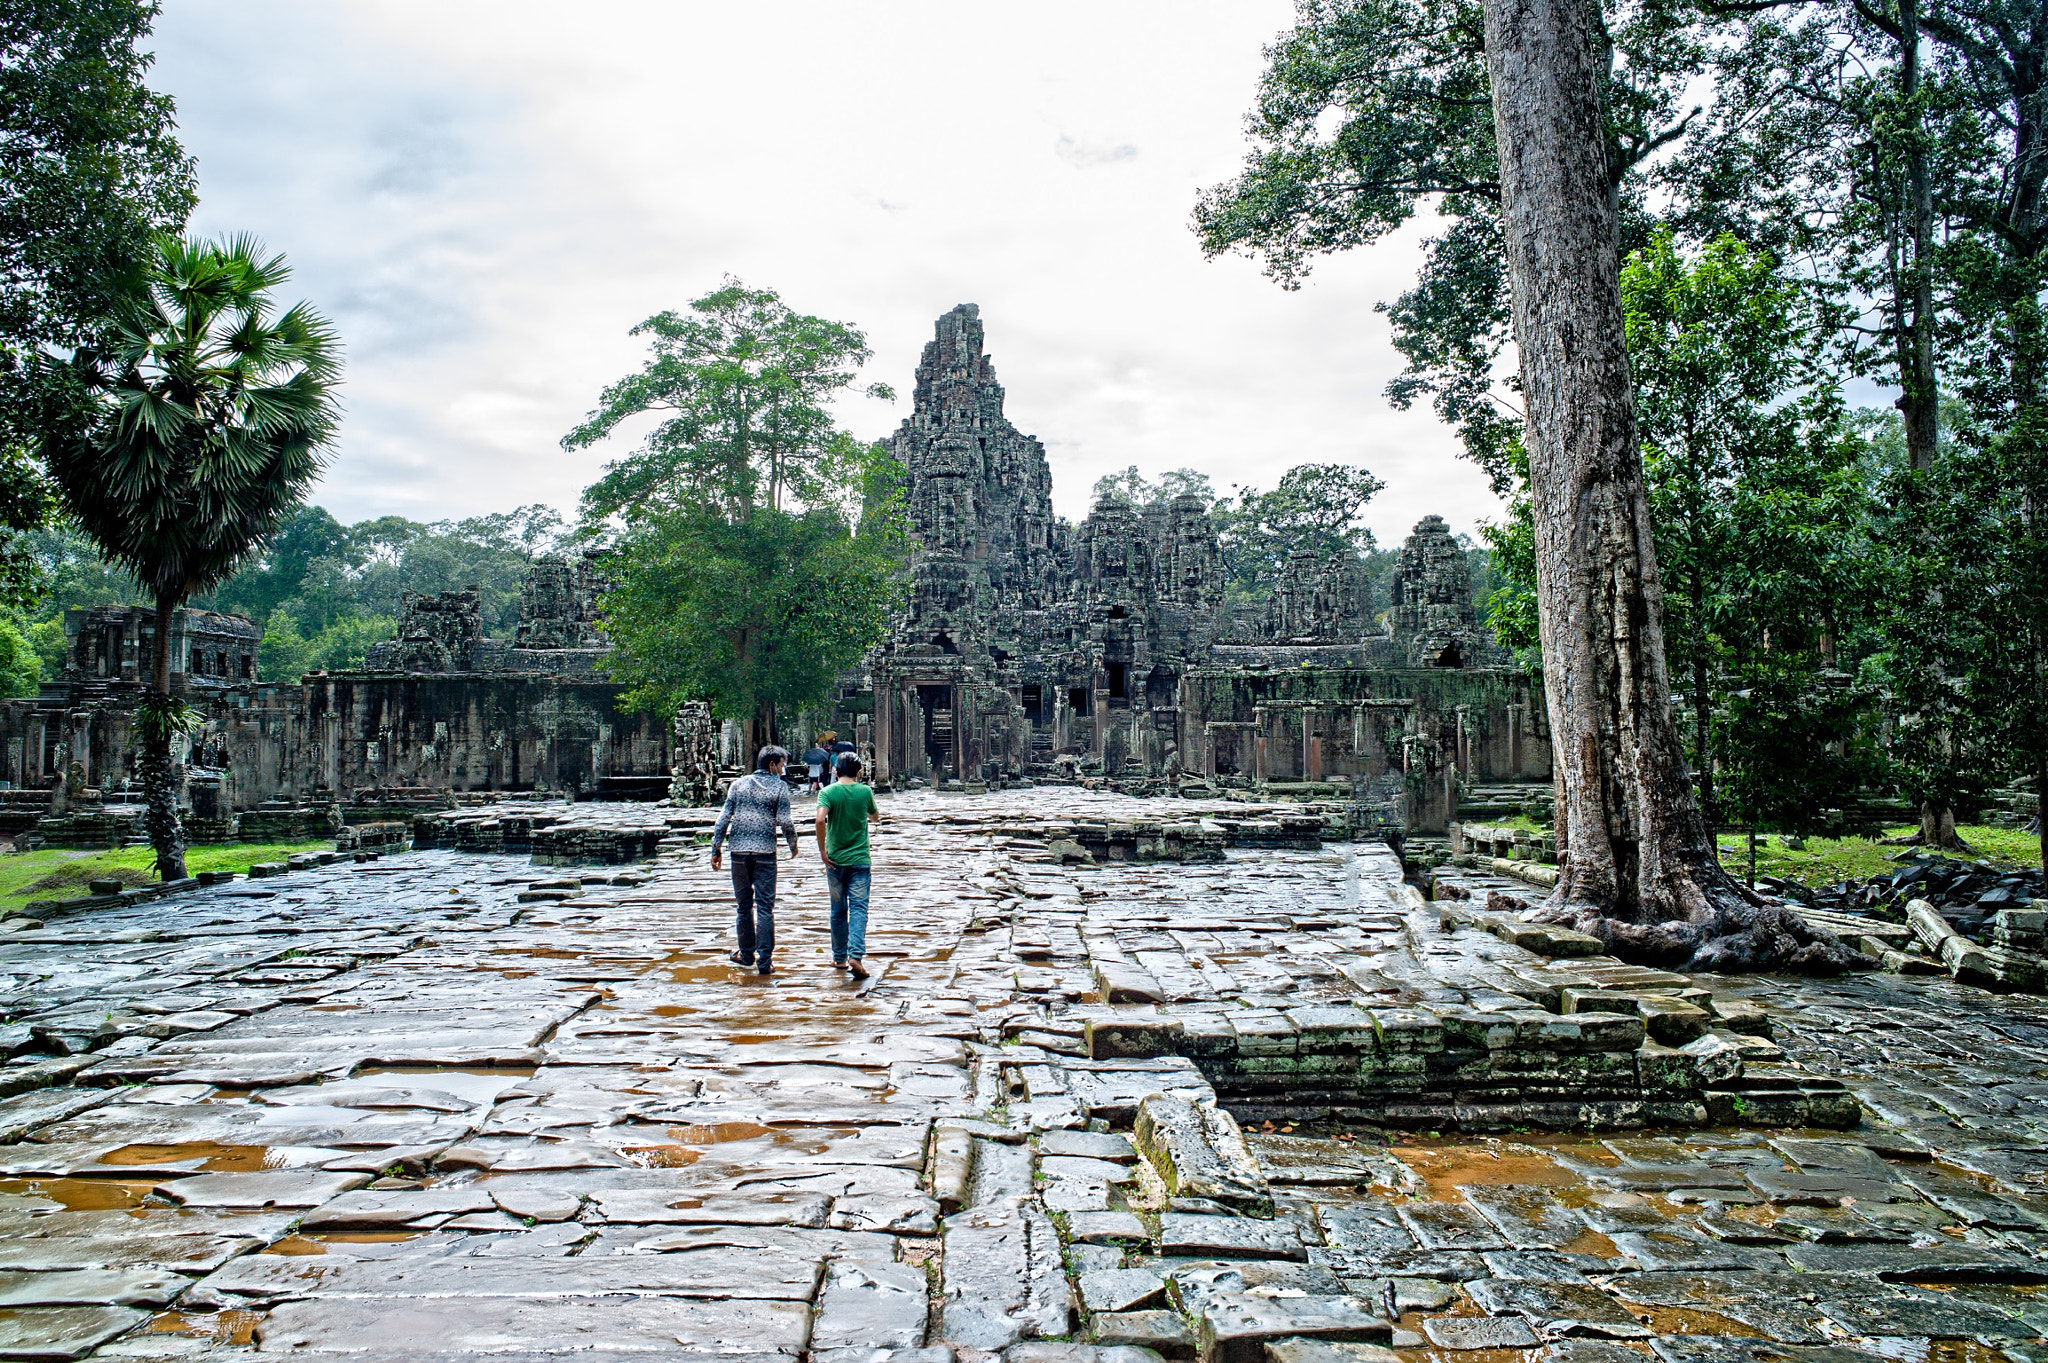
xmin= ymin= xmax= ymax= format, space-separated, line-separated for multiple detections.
xmin=69 ymin=712 xmax=91 ymax=786
xmin=1092 ymin=670 xmax=1107 ymax=768
xmin=25 ymin=712 xmax=45 ymax=785
xmin=874 ymin=679 xmax=894 ymax=783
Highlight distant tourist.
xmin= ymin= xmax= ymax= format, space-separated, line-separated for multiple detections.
xmin=801 ymin=739 xmax=831 ymax=794
xmin=815 ymin=752 xmax=882 ymax=979
xmin=710 ymin=745 xmax=798 ymax=976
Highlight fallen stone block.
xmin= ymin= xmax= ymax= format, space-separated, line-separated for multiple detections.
xmin=1087 ymin=1014 xmax=1186 ymax=1061
xmin=1200 ymin=1293 xmax=1391 ymax=1363
xmin=813 ymin=1258 xmax=929 ymax=1351
xmin=1135 ymin=1094 xmax=1273 ymax=1215
xmin=1157 ymin=1213 xmax=1302 ymax=1260
xmin=942 ymin=1200 xmax=1072 ymax=1350
xmin=1090 ymin=1308 xmax=1195 ymax=1356
xmin=1907 ymin=898 xmax=1956 ymax=952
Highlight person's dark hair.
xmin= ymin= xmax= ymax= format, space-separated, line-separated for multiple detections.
xmin=756 ymin=745 xmax=789 ymax=771
xmin=835 ymin=752 xmax=863 ymax=778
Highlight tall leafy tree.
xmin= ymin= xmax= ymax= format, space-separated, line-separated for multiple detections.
xmin=1622 ymin=232 xmax=1874 ymax=824
xmin=1205 ymin=0 xmax=1858 ymax=967
xmin=40 ymin=235 xmax=340 ymax=880
xmin=1 ymin=0 xmax=193 ymax=608
xmin=565 ymin=282 xmax=905 ymax=749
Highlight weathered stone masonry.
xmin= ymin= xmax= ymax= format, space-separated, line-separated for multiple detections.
xmin=0 ymin=555 xmax=669 ymax=832
xmin=863 ymin=305 xmax=1551 ymax=829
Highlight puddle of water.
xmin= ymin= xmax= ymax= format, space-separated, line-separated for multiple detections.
xmin=0 ymin=1177 xmax=158 ymax=1210
xmin=100 ymin=1137 xmax=270 ymax=1170
xmin=649 ymin=1005 xmax=699 ymax=1017
xmin=1558 ymin=1226 xmax=1619 ymax=1257
xmin=1625 ymin=1303 xmax=1766 ymax=1339
xmin=619 ymin=1145 xmax=700 ymax=1168
xmin=668 ymin=962 xmax=744 ymax=983
xmin=666 ymin=1121 xmax=774 ymax=1144
xmin=1390 ymin=1140 xmax=1588 ymax=1201
xmin=261 ymin=1235 xmax=326 ymax=1255
xmin=145 ymin=1309 xmax=260 ymax=1345
xmin=723 ymin=1033 xmax=791 ymax=1046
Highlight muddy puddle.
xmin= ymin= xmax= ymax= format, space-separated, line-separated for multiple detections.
xmin=143 ymin=1308 xmax=261 ymax=1345
xmin=0 ymin=1177 xmax=158 ymax=1210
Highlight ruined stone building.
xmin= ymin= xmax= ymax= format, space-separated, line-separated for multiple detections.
xmin=857 ymin=304 xmax=1551 ymax=829
xmin=0 ymin=306 xmax=1547 ymax=836
xmin=0 ymin=553 xmax=669 ymax=824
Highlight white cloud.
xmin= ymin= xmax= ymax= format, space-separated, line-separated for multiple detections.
xmin=146 ymin=0 xmax=1506 ymax=546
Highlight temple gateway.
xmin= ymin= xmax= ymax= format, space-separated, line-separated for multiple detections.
xmin=0 ymin=306 xmax=1547 ymax=839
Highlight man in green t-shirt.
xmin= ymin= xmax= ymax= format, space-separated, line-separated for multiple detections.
xmin=814 ymin=752 xmax=881 ymax=978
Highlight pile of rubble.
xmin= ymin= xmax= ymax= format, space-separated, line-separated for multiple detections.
xmin=1766 ymin=854 xmax=2042 ymax=931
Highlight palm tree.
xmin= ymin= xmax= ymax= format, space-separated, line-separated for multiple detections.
xmin=41 ymin=234 xmax=340 ymax=880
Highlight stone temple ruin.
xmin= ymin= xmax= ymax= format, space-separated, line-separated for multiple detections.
xmin=0 ymin=552 xmax=669 ymax=844
xmin=857 ymin=305 xmax=1548 ymax=830
xmin=0 ymin=305 xmax=1545 ymax=840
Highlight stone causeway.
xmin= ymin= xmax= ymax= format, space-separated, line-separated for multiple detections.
xmin=0 ymin=788 xmax=2044 ymax=1361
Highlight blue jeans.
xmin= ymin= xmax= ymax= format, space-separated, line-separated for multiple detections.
xmin=730 ymin=852 xmax=776 ymax=964
xmin=826 ymin=864 xmax=870 ymax=961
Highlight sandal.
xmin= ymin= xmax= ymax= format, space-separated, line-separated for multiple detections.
xmin=728 ymin=951 xmax=753 ymax=968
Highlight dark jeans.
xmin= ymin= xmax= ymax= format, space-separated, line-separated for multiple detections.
xmin=730 ymin=851 xmax=777 ymax=964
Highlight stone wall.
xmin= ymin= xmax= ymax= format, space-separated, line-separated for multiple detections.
xmin=0 ymin=556 xmax=669 ymax=822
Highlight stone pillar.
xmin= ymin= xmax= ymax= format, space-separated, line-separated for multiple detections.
xmin=1252 ymin=706 xmax=1268 ymax=784
xmin=874 ymin=679 xmax=894 ymax=783
xmin=64 ymin=711 xmax=89 ymax=787
xmin=1092 ymin=670 xmax=1107 ymax=768
xmin=1302 ymin=706 xmax=1319 ymax=783
xmin=25 ymin=712 xmax=45 ymax=785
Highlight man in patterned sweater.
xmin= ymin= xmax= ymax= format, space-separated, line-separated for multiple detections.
xmin=710 ymin=745 xmax=799 ymax=976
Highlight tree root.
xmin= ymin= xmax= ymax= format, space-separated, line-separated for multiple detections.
xmin=1882 ymin=829 xmax=1977 ymax=853
xmin=1516 ymin=891 xmax=1872 ymax=977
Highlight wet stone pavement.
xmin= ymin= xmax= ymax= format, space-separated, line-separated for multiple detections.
xmin=0 ymin=789 xmax=2041 ymax=1363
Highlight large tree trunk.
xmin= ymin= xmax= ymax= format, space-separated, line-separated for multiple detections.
xmin=1480 ymin=0 xmax=1859 ymax=972
xmin=141 ymin=593 xmax=188 ymax=882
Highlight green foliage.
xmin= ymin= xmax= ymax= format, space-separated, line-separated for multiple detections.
xmin=0 ymin=616 xmax=40 ymax=697
xmin=257 ymin=609 xmax=395 ymax=683
xmin=40 ymin=233 xmax=340 ymax=606
xmin=38 ymin=232 xmax=338 ymax=883
xmin=203 ymin=504 xmax=564 ymax=637
xmin=601 ymin=498 xmax=906 ymax=726
xmin=1090 ymin=466 xmax=1218 ymax=508
xmin=1214 ymin=463 xmax=1386 ymax=599
xmin=568 ymin=282 xmax=907 ymax=734
xmin=0 ymin=1 xmax=194 ymax=610
xmin=26 ymin=616 xmax=63 ymax=682
xmin=567 ymin=279 xmax=895 ymax=525
xmin=1195 ymin=0 xmax=1702 ymax=485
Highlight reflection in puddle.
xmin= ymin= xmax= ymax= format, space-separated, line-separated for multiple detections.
xmin=1391 ymin=1139 xmax=1590 ymax=1201
xmin=100 ymin=1142 xmax=282 ymax=1172
xmin=0 ymin=1177 xmax=157 ymax=1210
xmin=145 ymin=1309 xmax=261 ymax=1345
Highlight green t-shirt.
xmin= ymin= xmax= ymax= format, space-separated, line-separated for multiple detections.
xmin=818 ymin=780 xmax=878 ymax=867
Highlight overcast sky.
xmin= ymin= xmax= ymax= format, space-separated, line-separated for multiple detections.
xmin=147 ymin=1 xmax=1506 ymax=549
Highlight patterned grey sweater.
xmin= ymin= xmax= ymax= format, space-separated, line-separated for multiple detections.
xmin=710 ymin=771 xmax=798 ymax=856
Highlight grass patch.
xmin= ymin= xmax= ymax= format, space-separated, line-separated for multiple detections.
xmin=0 ymin=840 xmax=332 ymax=916
xmin=1718 ymin=825 xmax=2040 ymax=886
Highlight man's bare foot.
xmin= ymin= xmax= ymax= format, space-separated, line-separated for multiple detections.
xmin=848 ymin=958 xmax=869 ymax=979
